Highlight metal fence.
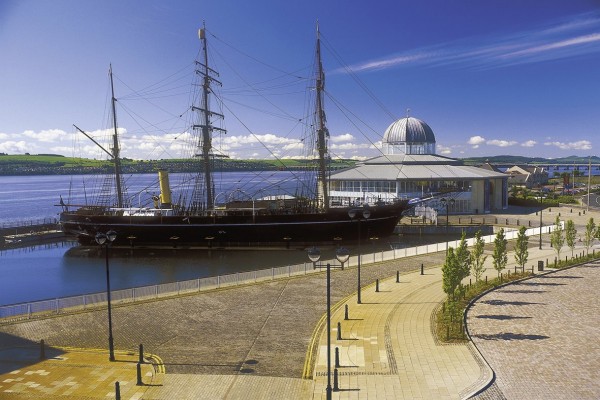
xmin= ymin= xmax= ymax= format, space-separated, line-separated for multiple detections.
xmin=0 ymin=224 xmax=559 ymax=322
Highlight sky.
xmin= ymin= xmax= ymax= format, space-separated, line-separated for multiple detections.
xmin=1 ymin=0 xmax=600 ymax=161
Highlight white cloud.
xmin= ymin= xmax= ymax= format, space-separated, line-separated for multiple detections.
xmin=338 ymin=12 xmax=600 ymax=73
xmin=331 ymin=143 xmax=370 ymax=150
xmin=282 ymin=142 xmax=304 ymax=151
xmin=330 ymin=133 xmax=354 ymax=143
xmin=0 ymin=140 xmax=29 ymax=153
xmin=468 ymin=136 xmax=486 ymax=146
xmin=521 ymin=140 xmax=537 ymax=147
xmin=543 ymin=140 xmax=592 ymax=150
xmin=487 ymin=139 xmax=517 ymax=147
xmin=22 ymin=129 xmax=67 ymax=143
xmin=437 ymin=144 xmax=452 ymax=155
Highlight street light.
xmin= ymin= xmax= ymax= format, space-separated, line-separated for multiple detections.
xmin=440 ymin=197 xmax=455 ymax=230
xmin=307 ymin=246 xmax=350 ymax=400
xmin=95 ymin=230 xmax=117 ymax=362
xmin=348 ymin=208 xmax=370 ymax=304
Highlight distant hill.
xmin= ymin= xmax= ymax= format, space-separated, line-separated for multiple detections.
xmin=460 ymin=155 xmax=600 ymax=165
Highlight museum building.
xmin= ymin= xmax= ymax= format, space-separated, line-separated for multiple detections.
xmin=328 ymin=116 xmax=508 ymax=214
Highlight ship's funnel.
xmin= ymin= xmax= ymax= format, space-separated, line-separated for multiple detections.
xmin=158 ymin=170 xmax=172 ymax=207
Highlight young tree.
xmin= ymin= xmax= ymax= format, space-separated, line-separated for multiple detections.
xmin=455 ymin=232 xmax=471 ymax=283
xmin=565 ymin=219 xmax=577 ymax=257
xmin=492 ymin=228 xmax=508 ymax=277
xmin=471 ymin=230 xmax=488 ymax=281
xmin=584 ymin=217 xmax=596 ymax=254
xmin=442 ymin=247 xmax=461 ymax=300
xmin=551 ymin=216 xmax=565 ymax=260
xmin=514 ymin=226 xmax=529 ymax=270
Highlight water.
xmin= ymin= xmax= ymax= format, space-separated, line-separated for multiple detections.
xmin=0 ymin=173 xmax=437 ymax=306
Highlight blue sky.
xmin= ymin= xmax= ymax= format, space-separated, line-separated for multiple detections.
xmin=1 ymin=0 xmax=599 ymax=160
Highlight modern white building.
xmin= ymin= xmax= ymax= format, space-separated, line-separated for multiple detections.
xmin=329 ymin=116 xmax=508 ymax=214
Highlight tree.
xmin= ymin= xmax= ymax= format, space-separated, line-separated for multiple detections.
xmin=565 ymin=219 xmax=577 ymax=257
xmin=455 ymin=232 xmax=471 ymax=283
xmin=584 ymin=217 xmax=596 ymax=254
xmin=471 ymin=230 xmax=488 ymax=281
xmin=514 ymin=226 xmax=529 ymax=270
xmin=551 ymin=216 xmax=565 ymax=260
xmin=442 ymin=247 xmax=461 ymax=300
xmin=492 ymin=228 xmax=508 ymax=277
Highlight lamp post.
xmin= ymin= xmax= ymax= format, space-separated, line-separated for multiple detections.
xmin=348 ymin=208 xmax=370 ymax=304
xmin=440 ymin=197 xmax=455 ymax=230
xmin=95 ymin=230 xmax=117 ymax=362
xmin=307 ymin=246 xmax=350 ymax=400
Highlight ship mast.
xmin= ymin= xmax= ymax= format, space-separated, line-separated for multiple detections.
xmin=109 ymin=64 xmax=124 ymax=208
xmin=315 ymin=23 xmax=330 ymax=211
xmin=193 ymin=24 xmax=225 ymax=210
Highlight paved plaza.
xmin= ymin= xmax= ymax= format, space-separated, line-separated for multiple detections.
xmin=0 ymin=205 xmax=598 ymax=399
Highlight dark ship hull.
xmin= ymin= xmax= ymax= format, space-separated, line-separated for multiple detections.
xmin=60 ymin=202 xmax=407 ymax=248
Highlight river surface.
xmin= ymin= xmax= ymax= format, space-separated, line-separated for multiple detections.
xmin=0 ymin=173 xmax=451 ymax=306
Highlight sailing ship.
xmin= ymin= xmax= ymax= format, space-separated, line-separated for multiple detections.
xmin=59 ymin=24 xmax=408 ymax=248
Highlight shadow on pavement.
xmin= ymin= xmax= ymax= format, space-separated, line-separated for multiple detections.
xmin=475 ymin=314 xmax=532 ymax=320
xmin=0 ymin=332 xmax=66 ymax=375
xmin=472 ymin=332 xmax=550 ymax=341
xmin=481 ymin=299 xmax=545 ymax=306
xmin=497 ymin=289 xmax=547 ymax=294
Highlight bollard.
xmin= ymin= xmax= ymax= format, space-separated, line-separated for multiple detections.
xmin=555 ymin=257 xmax=557 ymax=267
xmin=344 ymin=304 xmax=349 ymax=320
xmin=421 ymin=263 xmax=424 ymax=275
xmin=115 ymin=382 xmax=121 ymax=400
xmin=396 ymin=270 xmax=400 ymax=283
xmin=538 ymin=261 xmax=544 ymax=271
xmin=337 ymin=322 xmax=342 ymax=340
xmin=335 ymin=347 xmax=340 ymax=368
xmin=40 ymin=339 xmax=46 ymax=360
xmin=376 ymin=279 xmax=380 ymax=292
xmin=532 ymin=265 xmax=534 ymax=274
xmin=514 ymin=266 xmax=517 ymax=274
xmin=546 ymin=259 xmax=548 ymax=268
xmin=485 ymin=275 xmax=488 ymax=283
xmin=333 ymin=368 xmax=340 ymax=391
xmin=579 ymin=211 xmax=581 ymax=216
xmin=137 ymin=363 xmax=143 ymax=386
xmin=469 ymin=278 xmax=472 ymax=286
xmin=139 ymin=344 xmax=144 ymax=364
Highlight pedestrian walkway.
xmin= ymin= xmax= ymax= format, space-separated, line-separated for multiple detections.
xmin=310 ymin=267 xmax=484 ymax=400
xmin=0 ymin=346 xmax=158 ymax=399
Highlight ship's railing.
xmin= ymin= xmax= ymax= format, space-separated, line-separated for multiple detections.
xmin=0 ymin=224 xmax=560 ymax=322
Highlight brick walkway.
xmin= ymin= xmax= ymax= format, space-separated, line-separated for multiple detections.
xmin=467 ymin=261 xmax=600 ymax=400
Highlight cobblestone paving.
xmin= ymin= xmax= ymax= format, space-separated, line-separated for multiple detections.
xmin=467 ymin=261 xmax=600 ymax=400
xmin=0 ymin=251 xmax=445 ymax=379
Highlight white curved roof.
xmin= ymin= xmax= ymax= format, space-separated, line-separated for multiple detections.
xmin=383 ymin=117 xmax=436 ymax=144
